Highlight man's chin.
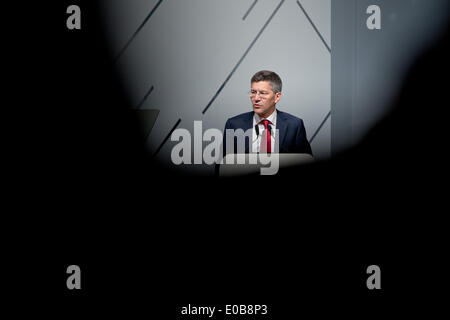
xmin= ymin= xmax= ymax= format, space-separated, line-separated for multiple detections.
xmin=253 ymin=108 xmax=263 ymax=115
xmin=254 ymin=109 xmax=272 ymax=119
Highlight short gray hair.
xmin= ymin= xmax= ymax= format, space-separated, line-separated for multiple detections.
xmin=251 ymin=70 xmax=282 ymax=93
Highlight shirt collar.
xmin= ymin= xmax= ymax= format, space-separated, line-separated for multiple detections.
xmin=253 ymin=109 xmax=277 ymax=126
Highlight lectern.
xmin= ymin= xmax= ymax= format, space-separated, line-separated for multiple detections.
xmin=218 ymin=153 xmax=314 ymax=176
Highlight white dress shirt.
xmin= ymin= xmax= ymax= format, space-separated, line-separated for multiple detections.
xmin=252 ymin=109 xmax=277 ymax=153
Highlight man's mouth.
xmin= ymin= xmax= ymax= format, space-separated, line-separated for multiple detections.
xmin=254 ymin=104 xmax=262 ymax=108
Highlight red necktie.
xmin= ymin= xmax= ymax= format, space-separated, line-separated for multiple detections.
xmin=261 ymin=119 xmax=271 ymax=153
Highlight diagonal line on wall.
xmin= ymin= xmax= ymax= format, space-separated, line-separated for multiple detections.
xmin=114 ymin=0 xmax=164 ymax=62
xmin=202 ymin=0 xmax=285 ymax=115
xmin=136 ymin=109 xmax=159 ymax=140
xmin=136 ymin=85 xmax=154 ymax=110
xmin=153 ymin=118 xmax=181 ymax=157
xmin=297 ymin=1 xmax=331 ymax=145
xmin=296 ymin=0 xmax=331 ymax=53
xmin=309 ymin=110 xmax=331 ymax=144
xmin=243 ymin=0 xmax=258 ymax=20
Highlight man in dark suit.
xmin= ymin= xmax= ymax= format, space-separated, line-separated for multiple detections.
xmin=223 ymin=70 xmax=312 ymax=155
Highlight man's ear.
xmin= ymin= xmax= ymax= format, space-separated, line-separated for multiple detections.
xmin=275 ymin=92 xmax=282 ymax=103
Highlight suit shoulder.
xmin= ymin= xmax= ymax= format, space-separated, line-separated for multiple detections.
xmin=227 ymin=111 xmax=253 ymax=122
xmin=277 ymin=110 xmax=304 ymax=124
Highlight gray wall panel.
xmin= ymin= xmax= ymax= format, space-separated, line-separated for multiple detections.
xmin=101 ymin=0 xmax=331 ymax=174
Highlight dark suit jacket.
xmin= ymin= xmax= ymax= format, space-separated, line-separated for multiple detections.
xmin=223 ymin=110 xmax=312 ymax=155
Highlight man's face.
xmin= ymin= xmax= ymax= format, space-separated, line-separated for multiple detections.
xmin=250 ymin=81 xmax=281 ymax=118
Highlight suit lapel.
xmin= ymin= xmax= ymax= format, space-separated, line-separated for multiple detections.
xmin=276 ymin=110 xmax=288 ymax=152
xmin=243 ymin=112 xmax=253 ymax=153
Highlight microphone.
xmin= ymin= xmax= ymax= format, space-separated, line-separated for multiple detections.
xmin=256 ymin=123 xmax=272 ymax=136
